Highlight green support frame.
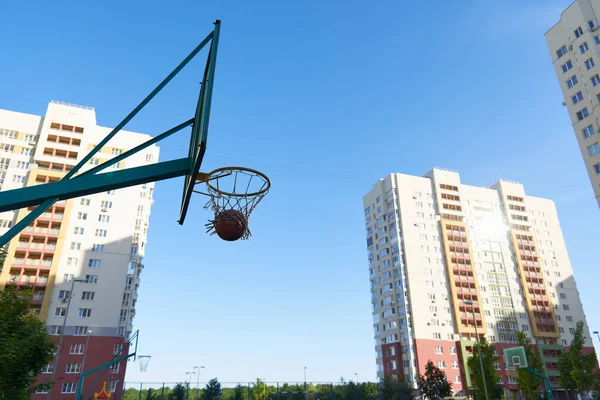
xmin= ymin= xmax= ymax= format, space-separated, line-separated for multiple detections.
xmin=75 ymin=330 xmax=140 ymax=400
xmin=524 ymin=367 xmax=554 ymax=400
xmin=0 ymin=20 xmax=221 ymax=248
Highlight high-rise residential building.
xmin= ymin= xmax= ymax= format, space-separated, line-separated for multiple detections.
xmin=363 ymin=168 xmax=593 ymax=397
xmin=546 ymin=0 xmax=600 ymax=207
xmin=0 ymin=101 xmax=159 ymax=399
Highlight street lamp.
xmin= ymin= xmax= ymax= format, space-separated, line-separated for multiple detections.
xmin=193 ymin=366 xmax=205 ymax=400
xmin=465 ymin=300 xmax=489 ymax=400
xmin=185 ymin=372 xmax=196 ymax=400
xmin=304 ymin=367 xmax=307 ymax=400
xmin=593 ymin=331 xmax=600 ymax=342
xmin=47 ymin=277 xmax=86 ymax=400
xmin=354 ymin=373 xmax=358 ymax=383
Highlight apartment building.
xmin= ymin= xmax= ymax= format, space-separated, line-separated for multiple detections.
xmin=363 ymin=168 xmax=593 ymax=396
xmin=0 ymin=101 xmax=159 ymax=399
xmin=546 ymin=0 xmax=600 ymax=208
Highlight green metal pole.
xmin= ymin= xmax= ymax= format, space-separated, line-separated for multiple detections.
xmin=139 ymin=382 xmax=143 ymax=400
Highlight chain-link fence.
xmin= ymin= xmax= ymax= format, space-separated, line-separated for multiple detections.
xmin=120 ymin=380 xmax=419 ymax=400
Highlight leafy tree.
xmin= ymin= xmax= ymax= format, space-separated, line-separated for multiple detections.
xmin=252 ymin=378 xmax=275 ymax=400
xmin=515 ymin=331 xmax=544 ymax=400
xmin=233 ymin=384 xmax=246 ymax=400
xmin=170 ymin=383 xmax=186 ymax=400
xmin=419 ymin=360 xmax=452 ymax=399
xmin=558 ymin=321 xmax=600 ymax=397
xmin=0 ymin=288 xmax=55 ymax=400
xmin=467 ymin=335 xmax=503 ymax=400
xmin=380 ymin=378 xmax=414 ymax=400
xmin=205 ymin=378 xmax=221 ymax=400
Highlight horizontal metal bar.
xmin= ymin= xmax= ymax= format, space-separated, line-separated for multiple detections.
xmin=0 ymin=158 xmax=191 ymax=213
xmin=80 ymin=118 xmax=194 ymax=177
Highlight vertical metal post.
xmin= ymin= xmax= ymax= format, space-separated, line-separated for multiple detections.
xmin=277 ymin=382 xmax=280 ymax=400
xmin=376 ymin=382 xmax=380 ymax=400
xmin=161 ymin=383 xmax=165 ymax=400
xmin=471 ymin=302 xmax=490 ymax=400
xmin=398 ymin=383 xmax=402 ymax=400
xmin=139 ymin=382 xmax=143 ymax=400
xmin=187 ymin=382 xmax=190 ymax=400
xmin=218 ymin=383 xmax=221 ymax=400
xmin=47 ymin=278 xmax=82 ymax=400
xmin=330 ymin=383 xmax=333 ymax=400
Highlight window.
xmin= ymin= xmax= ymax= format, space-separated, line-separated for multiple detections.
xmin=426 ymin=281 xmax=434 ymax=288
xmin=81 ymin=291 xmax=95 ymax=301
xmin=74 ymin=326 xmax=89 ymax=336
xmin=58 ymin=290 xmax=70 ymax=300
xmin=101 ymin=200 xmax=112 ymax=209
xmin=559 ymin=293 xmax=567 ymax=300
xmin=88 ymin=259 xmax=102 ymax=268
xmin=63 ymin=273 xmax=74 ymax=283
xmin=575 ymin=27 xmax=584 ymax=38
xmin=420 ymin=234 xmax=428 ymax=240
xmin=20 ymin=148 xmax=31 ymax=155
xmin=572 ymin=91 xmax=584 ymax=104
xmin=593 ymin=75 xmax=600 ymax=86
xmin=69 ymin=344 xmax=84 ymax=354
xmin=80 ymin=198 xmax=91 ymax=206
xmin=567 ymin=75 xmax=579 ymax=88
xmin=569 ymin=327 xmax=576 ymax=335
xmin=562 ymin=339 xmax=568 ymax=345
xmin=98 ymin=215 xmax=110 ymax=222
xmin=92 ymin=244 xmax=104 ymax=252
xmin=423 ymin=257 xmax=431 ymax=264
xmin=54 ymin=307 xmax=66 ymax=317
xmin=577 ymin=108 xmax=590 ymax=120
xmin=586 ymin=58 xmax=596 ymax=69
xmin=95 ymin=229 xmax=107 ymax=237
xmin=436 ymin=360 xmax=446 ymax=369
xmin=73 ymin=227 xmax=84 ymax=235
xmin=521 ymin=325 xmax=530 ymax=332
xmin=454 ymin=375 xmax=461 ymax=383
xmin=433 ymin=332 xmax=442 ymax=340
xmin=61 ymin=382 xmax=77 ymax=393
xmin=452 ymin=360 xmax=459 ymax=369
xmin=435 ymin=346 xmax=443 ymax=354
xmin=590 ymin=20 xmax=596 ymax=29
xmin=77 ymin=212 xmax=87 ymax=220
xmin=111 ymin=148 xmax=123 ymax=155
xmin=89 ymin=158 xmax=99 ymax=165
xmin=583 ymin=125 xmax=595 ymax=138
xmin=70 ymin=241 xmax=81 ymax=250
xmin=581 ymin=42 xmax=590 ymax=54
xmin=563 ymin=304 xmax=570 ymax=311
xmin=49 ymin=325 xmax=63 ymax=335
xmin=422 ymin=245 xmax=429 ymax=252
xmin=109 ymin=363 xmax=120 ymax=373
xmin=588 ymin=142 xmax=600 ymax=156
xmin=557 ymin=46 xmax=568 ymax=58
xmin=12 ymin=175 xmax=25 ymax=183
xmin=85 ymin=275 xmax=98 ymax=284
xmin=78 ymin=308 xmax=92 ymax=318
xmin=450 ymin=346 xmax=456 ymax=354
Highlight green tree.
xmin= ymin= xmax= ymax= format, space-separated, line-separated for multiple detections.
xmin=233 ymin=384 xmax=246 ymax=400
xmin=205 ymin=378 xmax=221 ymax=400
xmin=467 ymin=335 xmax=503 ymax=400
xmin=380 ymin=378 xmax=414 ymax=400
xmin=558 ymin=321 xmax=600 ymax=397
xmin=515 ymin=331 xmax=544 ymax=400
xmin=252 ymin=379 xmax=275 ymax=400
xmin=0 ymin=288 xmax=55 ymax=400
xmin=170 ymin=383 xmax=186 ymax=400
xmin=418 ymin=360 xmax=452 ymax=399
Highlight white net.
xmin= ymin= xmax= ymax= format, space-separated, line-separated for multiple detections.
xmin=138 ymin=355 xmax=151 ymax=372
xmin=200 ymin=167 xmax=270 ymax=240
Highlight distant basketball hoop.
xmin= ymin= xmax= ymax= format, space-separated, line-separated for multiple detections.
xmin=195 ymin=167 xmax=270 ymax=241
xmin=138 ymin=355 xmax=151 ymax=372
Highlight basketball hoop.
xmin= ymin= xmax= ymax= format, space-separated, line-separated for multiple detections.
xmin=195 ymin=167 xmax=270 ymax=241
xmin=138 ymin=355 xmax=151 ymax=372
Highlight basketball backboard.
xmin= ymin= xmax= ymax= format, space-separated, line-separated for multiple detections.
xmin=504 ymin=346 xmax=528 ymax=368
xmin=179 ymin=20 xmax=221 ymax=225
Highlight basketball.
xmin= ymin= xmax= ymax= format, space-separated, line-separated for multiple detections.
xmin=213 ymin=209 xmax=248 ymax=241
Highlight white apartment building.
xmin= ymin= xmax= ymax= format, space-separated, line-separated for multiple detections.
xmin=546 ymin=0 xmax=600 ymax=207
xmin=0 ymin=101 xmax=159 ymax=399
xmin=363 ymin=168 xmax=592 ymax=396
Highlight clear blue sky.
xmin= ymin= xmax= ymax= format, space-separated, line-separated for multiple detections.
xmin=1 ymin=0 xmax=599 ymax=385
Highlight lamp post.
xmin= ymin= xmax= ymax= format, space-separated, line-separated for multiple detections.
xmin=194 ymin=365 xmax=205 ymax=400
xmin=354 ymin=373 xmax=358 ymax=383
xmin=465 ymin=300 xmax=489 ymax=400
xmin=186 ymin=372 xmax=196 ymax=400
xmin=593 ymin=331 xmax=600 ymax=342
xmin=47 ymin=277 xmax=86 ymax=400
xmin=304 ymin=367 xmax=307 ymax=400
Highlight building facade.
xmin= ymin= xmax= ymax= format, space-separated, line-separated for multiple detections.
xmin=546 ymin=0 xmax=600 ymax=208
xmin=0 ymin=101 xmax=159 ymax=399
xmin=363 ymin=168 xmax=593 ymax=396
